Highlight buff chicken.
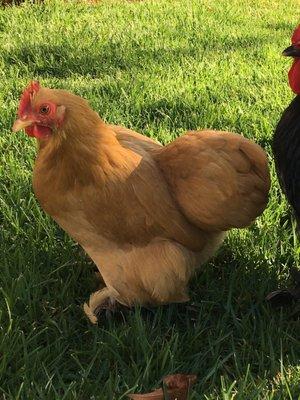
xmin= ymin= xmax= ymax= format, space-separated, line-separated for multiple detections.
xmin=13 ymin=82 xmax=270 ymax=323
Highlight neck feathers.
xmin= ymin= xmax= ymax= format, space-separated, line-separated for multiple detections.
xmin=36 ymin=116 xmax=128 ymax=189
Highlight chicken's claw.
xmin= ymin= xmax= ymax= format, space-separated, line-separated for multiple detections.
xmin=83 ymin=287 xmax=115 ymax=324
xmin=266 ymin=267 xmax=300 ymax=308
xmin=83 ymin=302 xmax=99 ymax=324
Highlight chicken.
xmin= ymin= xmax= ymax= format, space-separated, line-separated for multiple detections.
xmin=267 ymin=24 xmax=300 ymax=306
xmin=273 ymin=25 xmax=300 ymax=223
xmin=12 ymin=81 xmax=270 ymax=323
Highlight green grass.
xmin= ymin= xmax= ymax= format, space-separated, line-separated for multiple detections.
xmin=0 ymin=0 xmax=299 ymax=398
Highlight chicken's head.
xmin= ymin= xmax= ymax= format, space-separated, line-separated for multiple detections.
xmin=283 ymin=25 xmax=300 ymax=94
xmin=12 ymin=81 xmax=66 ymax=139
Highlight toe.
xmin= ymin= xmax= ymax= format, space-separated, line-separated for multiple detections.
xmin=83 ymin=302 xmax=98 ymax=324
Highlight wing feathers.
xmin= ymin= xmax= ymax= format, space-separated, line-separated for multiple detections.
xmin=156 ymin=130 xmax=270 ymax=232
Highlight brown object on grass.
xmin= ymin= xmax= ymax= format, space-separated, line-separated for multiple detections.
xmin=128 ymin=374 xmax=197 ymax=400
xmin=12 ymin=81 xmax=270 ymax=324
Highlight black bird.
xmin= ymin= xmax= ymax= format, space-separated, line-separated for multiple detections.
xmin=267 ymin=25 xmax=300 ymax=307
xmin=273 ymin=26 xmax=300 ymax=223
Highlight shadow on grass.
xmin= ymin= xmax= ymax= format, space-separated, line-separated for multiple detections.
xmin=81 ymin=239 xmax=300 ymax=396
xmin=4 ymin=34 xmax=269 ymax=79
xmin=265 ymin=21 xmax=294 ymax=32
xmin=1 ymin=166 xmax=299 ymax=399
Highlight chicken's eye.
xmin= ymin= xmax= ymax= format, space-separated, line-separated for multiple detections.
xmin=39 ymin=104 xmax=50 ymax=115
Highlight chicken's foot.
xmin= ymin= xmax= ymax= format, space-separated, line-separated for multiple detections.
xmin=83 ymin=287 xmax=116 ymax=324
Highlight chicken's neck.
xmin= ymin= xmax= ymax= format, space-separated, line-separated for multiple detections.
xmin=35 ymin=119 xmax=131 ymax=189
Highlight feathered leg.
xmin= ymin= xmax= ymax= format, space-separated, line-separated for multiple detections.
xmin=83 ymin=287 xmax=116 ymax=324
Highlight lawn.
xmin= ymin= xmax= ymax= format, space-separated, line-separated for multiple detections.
xmin=0 ymin=0 xmax=299 ymax=398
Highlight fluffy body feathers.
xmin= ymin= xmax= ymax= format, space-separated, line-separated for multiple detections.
xmin=14 ymin=84 xmax=270 ymax=322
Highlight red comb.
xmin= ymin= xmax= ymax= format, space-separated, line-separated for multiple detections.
xmin=291 ymin=25 xmax=300 ymax=45
xmin=18 ymin=80 xmax=41 ymax=117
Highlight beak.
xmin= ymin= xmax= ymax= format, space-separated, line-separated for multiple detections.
xmin=282 ymin=44 xmax=300 ymax=57
xmin=12 ymin=118 xmax=34 ymax=132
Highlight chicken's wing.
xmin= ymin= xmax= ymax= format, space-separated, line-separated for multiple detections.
xmin=156 ymin=130 xmax=270 ymax=232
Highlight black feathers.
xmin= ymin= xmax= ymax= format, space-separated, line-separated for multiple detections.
xmin=272 ymin=95 xmax=300 ymax=223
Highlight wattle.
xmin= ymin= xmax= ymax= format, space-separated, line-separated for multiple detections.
xmin=288 ymin=59 xmax=300 ymax=94
xmin=25 ymin=124 xmax=52 ymax=139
